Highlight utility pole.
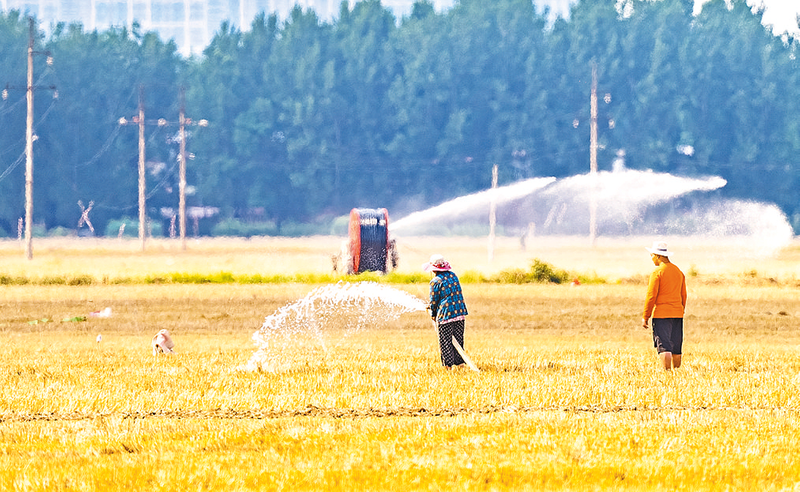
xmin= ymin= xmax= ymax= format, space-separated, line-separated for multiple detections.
xmin=119 ymin=86 xmax=206 ymax=252
xmin=179 ymin=87 xmax=188 ymax=250
xmin=137 ymin=85 xmax=146 ymax=251
xmin=3 ymin=17 xmax=57 ymax=260
xmin=488 ymin=164 xmax=498 ymax=262
xmin=120 ymin=84 xmax=165 ymax=252
xmin=589 ymin=62 xmax=598 ymax=246
xmin=177 ymin=87 xmax=207 ymax=249
xmin=24 ymin=17 xmax=34 ymax=260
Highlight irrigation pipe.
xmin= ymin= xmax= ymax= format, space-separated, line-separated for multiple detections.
xmin=430 ymin=318 xmax=480 ymax=372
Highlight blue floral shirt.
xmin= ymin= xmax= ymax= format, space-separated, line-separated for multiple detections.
xmin=429 ymin=271 xmax=468 ymax=324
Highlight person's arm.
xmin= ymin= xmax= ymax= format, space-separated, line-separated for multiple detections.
xmin=642 ymin=271 xmax=659 ymax=328
xmin=681 ymin=276 xmax=687 ymax=310
xmin=429 ymin=278 xmax=441 ymax=319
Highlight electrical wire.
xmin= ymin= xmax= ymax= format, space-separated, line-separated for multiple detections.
xmin=74 ymin=125 xmax=123 ymax=169
xmin=0 ymin=98 xmax=58 ymax=184
xmin=0 ymin=151 xmax=25 ymax=183
xmin=92 ymin=126 xmax=182 ymax=212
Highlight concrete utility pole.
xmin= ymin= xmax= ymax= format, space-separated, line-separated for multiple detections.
xmin=137 ymin=85 xmax=146 ymax=251
xmin=119 ymin=85 xmax=167 ymax=252
xmin=589 ymin=62 xmax=599 ymax=247
xmin=179 ymin=88 xmax=187 ymax=250
xmin=177 ymin=87 xmax=207 ymax=249
xmin=24 ymin=17 xmax=34 ymax=260
xmin=488 ymin=164 xmax=498 ymax=262
xmin=5 ymin=17 xmax=57 ymax=260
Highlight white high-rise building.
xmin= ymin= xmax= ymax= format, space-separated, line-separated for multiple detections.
xmin=2 ymin=0 xmax=792 ymax=57
xmin=0 ymin=0 xmax=471 ymax=55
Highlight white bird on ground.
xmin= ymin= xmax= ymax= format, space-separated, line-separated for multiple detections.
xmin=96 ymin=334 xmax=102 ymax=343
xmin=152 ymin=329 xmax=175 ymax=356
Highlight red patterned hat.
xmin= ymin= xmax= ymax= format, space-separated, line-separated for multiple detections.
xmin=422 ymin=254 xmax=452 ymax=272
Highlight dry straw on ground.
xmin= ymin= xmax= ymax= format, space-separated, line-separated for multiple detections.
xmin=1 ymin=236 xmax=799 ymax=490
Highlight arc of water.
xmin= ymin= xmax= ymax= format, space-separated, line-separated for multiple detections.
xmin=244 ymin=282 xmax=428 ymax=372
xmin=390 ymin=177 xmax=557 ymax=233
xmin=386 ymin=169 xmax=791 ymax=247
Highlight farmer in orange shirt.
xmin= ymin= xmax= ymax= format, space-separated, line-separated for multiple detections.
xmin=642 ymin=241 xmax=687 ymax=370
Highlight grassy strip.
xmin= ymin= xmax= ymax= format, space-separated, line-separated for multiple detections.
xmin=0 ymin=259 xmax=616 ymax=286
xmin=3 ymin=258 xmax=788 ymax=287
xmin=1 ymin=265 xmax=597 ymax=286
xmin=0 ymin=274 xmax=96 ymax=286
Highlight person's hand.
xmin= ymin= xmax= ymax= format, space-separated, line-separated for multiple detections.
xmin=642 ymin=318 xmax=649 ymax=329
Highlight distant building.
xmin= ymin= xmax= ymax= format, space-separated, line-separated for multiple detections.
xmin=0 ymin=0 xmax=574 ymax=56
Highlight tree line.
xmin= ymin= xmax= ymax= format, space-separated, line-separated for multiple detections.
xmin=0 ymin=0 xmax=798 ymax=237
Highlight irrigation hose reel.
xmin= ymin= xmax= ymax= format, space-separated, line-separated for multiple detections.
xmin=333 ymin=208 xmax=398 ymax=275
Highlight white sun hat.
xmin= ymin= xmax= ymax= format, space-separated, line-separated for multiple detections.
xmin=645 ymin=241 xmax=673 ymax=257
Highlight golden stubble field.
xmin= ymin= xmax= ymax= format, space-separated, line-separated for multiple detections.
xmin=1 ymin=236 xmax=800 ymax=491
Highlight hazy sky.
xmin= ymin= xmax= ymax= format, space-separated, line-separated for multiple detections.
xmin=429 ymin=0 xmax=799 ymax=36
xmin=696 ymin=0 xmax=800 ymax=35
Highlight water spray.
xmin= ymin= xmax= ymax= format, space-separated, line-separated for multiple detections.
xmin=390 ymin=177 xmax=556 ymax=234
xmin=243 ymin=282 xmax=424 ymax=372
xmin=388 ymin=169 xmax=792 ymax=256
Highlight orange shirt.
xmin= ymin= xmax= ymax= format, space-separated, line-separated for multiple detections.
xmin=643 ymin=262 xmax=687 ymax=320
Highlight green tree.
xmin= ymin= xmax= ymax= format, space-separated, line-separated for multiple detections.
xmin=186 ymin=17 xmax=279 ymax=222
xmin=328 ymin=0 xmax=399 ymax=211
xmin=686 ymin=0 xmax=799 ymax=211
xmin=613 ymin=0 xmax=694 ymax=172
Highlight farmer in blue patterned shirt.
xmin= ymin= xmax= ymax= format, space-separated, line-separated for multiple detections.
xmin=423 ymin=254 xmax=469 ymax=369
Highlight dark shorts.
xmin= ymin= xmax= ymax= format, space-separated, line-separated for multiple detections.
xmin=652 ymin=318 xmax=683 ymax=355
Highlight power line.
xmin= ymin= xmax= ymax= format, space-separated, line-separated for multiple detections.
xmin=0 ymin=97 xmax=58 ymax=159
xmin=73 ymin=124 xmax=123 ymax=169
xmin=0 ymin=151 xmax=26 ymax=184
xmin=0 ymin=99 xmax=58 ymax=184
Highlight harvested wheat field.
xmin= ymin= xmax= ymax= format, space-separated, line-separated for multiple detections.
xmin=1 ymin=236 xmax=800 ymax=491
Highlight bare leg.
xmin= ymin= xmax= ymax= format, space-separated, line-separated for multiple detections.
xmin=672 ymin=354 xmax=682 ymax=369
xmin=660 ymin=352 xmax=673 ymax=370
